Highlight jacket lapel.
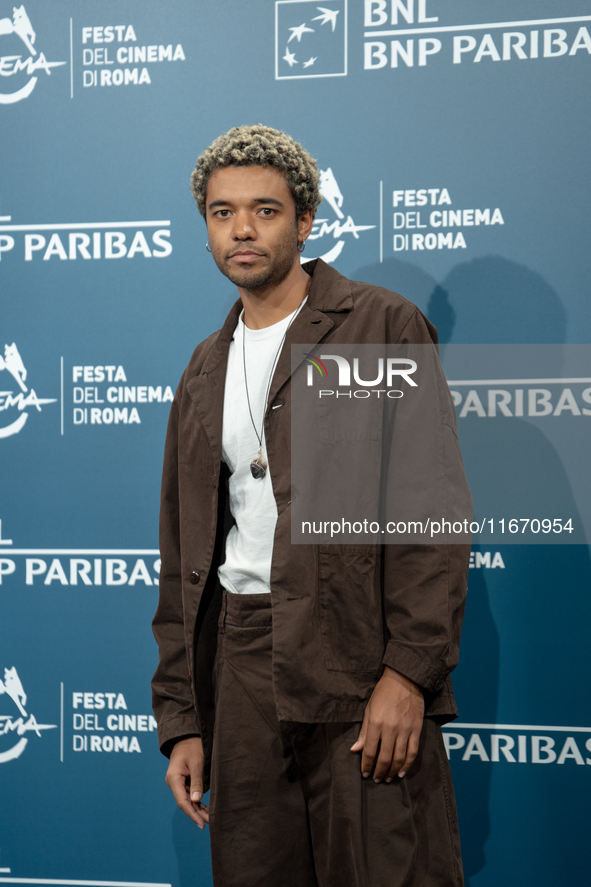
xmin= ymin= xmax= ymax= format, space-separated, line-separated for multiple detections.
xmin=185 ymin=300 xmax=242 ymax=467
xmin=268 ymin=259 xmax=353 ymax=405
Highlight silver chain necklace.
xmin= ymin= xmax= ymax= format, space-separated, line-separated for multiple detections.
xmin=241 ymin=299 xmax=306 ymax=479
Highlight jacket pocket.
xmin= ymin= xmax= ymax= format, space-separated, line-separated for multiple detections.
xmin=317 ymin=545 xmax=384 ymax=673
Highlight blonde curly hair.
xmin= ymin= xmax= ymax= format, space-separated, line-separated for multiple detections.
xmin=191 ymin=124 xmax=322 ymax=219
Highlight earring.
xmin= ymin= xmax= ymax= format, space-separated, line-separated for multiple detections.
xmin=297 ymin=240 xmax=306 ymax=253
xmin=206 ymin=242 xmax=212 ymax=253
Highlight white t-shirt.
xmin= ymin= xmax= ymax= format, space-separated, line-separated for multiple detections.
xmin=217 ymin=300 xmax=305 ymax=594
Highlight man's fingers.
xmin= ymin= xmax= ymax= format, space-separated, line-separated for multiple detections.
xmin=166 ymin=769 xmax=208 ymax=829
xmin=164 ymin=738 xmax=207 ymax=828
xmin=168 ymin=777 xmax=207 ymax=827
xmin=166 ymin=769 xmax=188 ymax=806
xmin=181 ymin=798 xmax=208 ymax=829
xmin=384 ymin=731 xmax=417 ymax=781
xmin=192 ymin=801 xmax=210 ymax=825
xmin=372 ymin=735 xmax=395 ymax=782
xmin=398 ymin=728 xmax=421 ymax=778
xmin=189 ymin=763 xmax=205 ymax=824
xmin=190 ymin=770 xmax=204 ymax=803
xmin=383 ymin=734 xmax=408 ymax=782
xmin=392 ymin=733 xmax=409 ymax=777
xmin=360 ymin=724 xmax=381 ymax=777
xmin=355 ymin=669 xmax=425 ymax=780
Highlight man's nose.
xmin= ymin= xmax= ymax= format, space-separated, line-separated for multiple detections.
xmin=232 ymin=211 xmax=256 ymax=240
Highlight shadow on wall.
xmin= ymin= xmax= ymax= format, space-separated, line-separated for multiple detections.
xmin=353 ymin=254 xmax=567 ymax=344
xmin=353 ymin=254 xmax=590 ymax=885
xmin=353 ymin=256 xmax=438 ymax=318
xmin=435 ymin=256 xmax=568 ymax=344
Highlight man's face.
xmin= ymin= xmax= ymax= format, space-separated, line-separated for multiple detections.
xmin=205 ymin=165 xmax=312 ymax=291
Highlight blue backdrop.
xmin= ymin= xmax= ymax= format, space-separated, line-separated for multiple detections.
xmin=1 ymin=1 xmax=590 ymax=885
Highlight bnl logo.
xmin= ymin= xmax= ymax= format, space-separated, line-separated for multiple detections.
xmin=276 ymin=1 xmax=347 ymax=79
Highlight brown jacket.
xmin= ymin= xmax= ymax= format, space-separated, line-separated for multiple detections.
xmin=152 ymin=259 xmax=470 ymax=786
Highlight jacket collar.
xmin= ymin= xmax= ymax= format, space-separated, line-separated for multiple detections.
xmin=268 ymin=259 xmax=352 ymax=404
xmin=196 ymin=258 xmax=352 ymax=375
xmin=302 ymin=258 xmax=353 ymax=313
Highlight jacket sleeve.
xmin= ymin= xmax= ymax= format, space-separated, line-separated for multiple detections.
xmin=381 ymin=307 xmax=471 ymax=693
xmin=381 ymin=543 xmax=469 ymax=692
xmin=151 ymin=383 xmax=200 ymax=756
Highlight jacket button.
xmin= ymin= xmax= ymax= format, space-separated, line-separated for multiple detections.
xmin=189 ymin=571 xmax=200 ymax=585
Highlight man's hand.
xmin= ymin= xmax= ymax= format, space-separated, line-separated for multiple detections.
xmin=350 ymin=666 xmax=425 ymax=783
xmin=165 ymin=736 xmax=210 ymax=829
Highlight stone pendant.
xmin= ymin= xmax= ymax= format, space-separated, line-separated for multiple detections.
xmin=250 ymin=450 xmax=268 ymax=479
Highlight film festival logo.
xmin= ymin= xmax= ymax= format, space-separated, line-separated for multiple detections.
xmin=0 ymin=5 xmax=66 ymax=104
xmin=308 ymin=168 xmax=375 ymax=263
xmin=0 ymin=342 xmax=57 ymax=438
xmin=0 ymin=666 xmax=57 ymax=763
xmin=276 ymin=1 xmax=347 ymax=79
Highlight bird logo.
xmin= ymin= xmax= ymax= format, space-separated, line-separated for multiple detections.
xmin=312 ymin=8 xmax=339 ymax=30
xmin=276 ymin=2 xmax=346 ymax=79
xmin=288 ymin=22 xmax=315 ymax=43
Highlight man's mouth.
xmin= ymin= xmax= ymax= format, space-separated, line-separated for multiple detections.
xmin=228 ymin=250 xmax=266 ymax=262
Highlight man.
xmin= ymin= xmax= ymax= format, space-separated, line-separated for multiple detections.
xmin=152 ymin=124 xmax=470 ymax=886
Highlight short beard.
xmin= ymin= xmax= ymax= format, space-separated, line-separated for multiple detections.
xmin=213 ymin=228 xmax=299 ymax=294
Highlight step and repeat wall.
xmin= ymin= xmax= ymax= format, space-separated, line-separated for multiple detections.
xmin=1 ymin=1 xmax=590 ymax=885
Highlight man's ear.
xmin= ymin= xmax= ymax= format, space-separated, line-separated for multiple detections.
xmin=298 ymin=208 xmax=315 ymax=241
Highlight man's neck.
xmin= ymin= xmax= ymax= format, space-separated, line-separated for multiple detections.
xmin=238 ymin=262 xmax=311 ymax=330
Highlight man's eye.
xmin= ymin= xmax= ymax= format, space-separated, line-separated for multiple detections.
xmin=259 ymin=208 xmax=276 ymax=216
xmin=215 ymin=210 xmax=230 ymax=218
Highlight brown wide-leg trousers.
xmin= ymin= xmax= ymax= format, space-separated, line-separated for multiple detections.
xmin=209 ymin=592 xmax=464 ymax=887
